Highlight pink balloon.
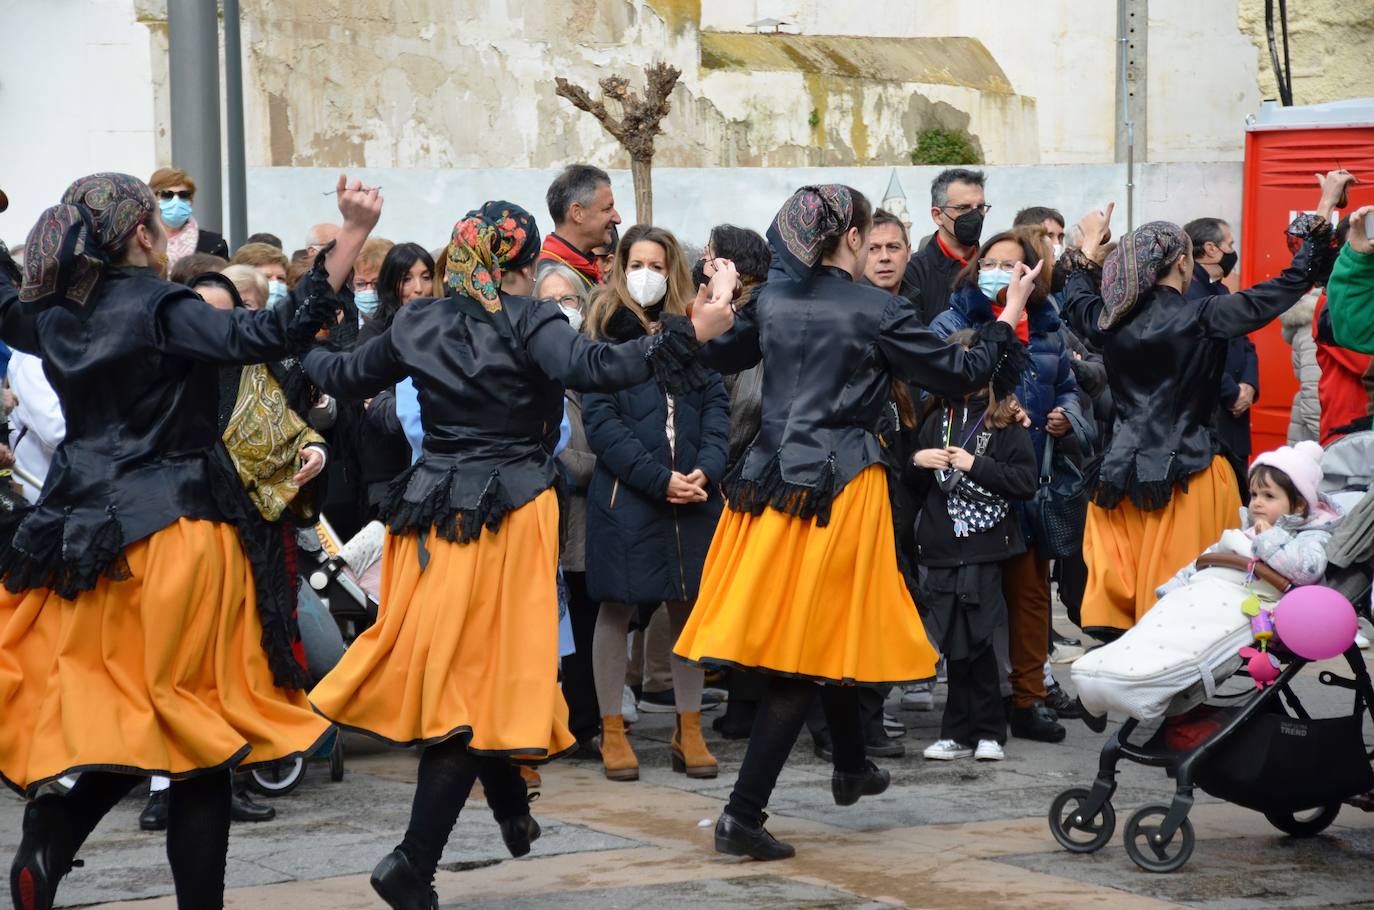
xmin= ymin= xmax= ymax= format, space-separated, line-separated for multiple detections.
xmin=1273 ymin=585 xmax=1358 ymax=661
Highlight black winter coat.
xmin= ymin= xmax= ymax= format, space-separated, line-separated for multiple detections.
xmin=908 ymin=402 xmax=1038 ymax=567
xmin=900 ymin=234 xmax=967 ymax=326
xmin=584 ymin=309 xmax=730 ymax=604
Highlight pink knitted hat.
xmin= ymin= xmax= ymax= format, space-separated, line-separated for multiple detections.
xmin=1249 ymin=440 xmax=1325 ymax=517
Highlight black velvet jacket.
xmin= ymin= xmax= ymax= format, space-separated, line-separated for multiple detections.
xmin=1061 ymin=241 xmax=1320 ymax=511
xmin=0 ymin=261 xmax=334 ymax=686
xmin=700 ymin=265 xmax=1021 ymax=526
xmin=302 ymin=290 xmax=706 ymax=544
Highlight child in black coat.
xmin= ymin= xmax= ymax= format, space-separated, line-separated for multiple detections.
xmin=907 ymin=328 xmax=1038 ymax=762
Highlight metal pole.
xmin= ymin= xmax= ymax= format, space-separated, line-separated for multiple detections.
xmin=223 ymin=0 xmax=247 ymax=250
xmin=167 ymin=0 xmax=223 ymax=231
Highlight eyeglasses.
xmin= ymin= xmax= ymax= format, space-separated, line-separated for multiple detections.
xmin=940 ymin=203 xmax=991 ymax=216
xmin=542 ymin=295 xmax=581 ymax=308
xmin=977 ymin=258 xmax=1021 ymax=271
xmin=157 ymin=190 xmax=193 ymax=201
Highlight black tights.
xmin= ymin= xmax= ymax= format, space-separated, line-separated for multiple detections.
xmin=64 ymin=770 xmax=231 ymax=908
xmin=397 ymin=738 xmax=530 ymax=884
xmin=725 ymin=676 xmax=865 ymax=828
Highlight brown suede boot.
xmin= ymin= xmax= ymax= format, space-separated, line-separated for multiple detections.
xmin=600 ymin=714 xmax=639 ymax=781
xmin=671 ymin=711 xmax=718 ymax=779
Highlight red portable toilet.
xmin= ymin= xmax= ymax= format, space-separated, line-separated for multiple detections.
xmin=1241 ymin=99 xmax=1374 ymax=457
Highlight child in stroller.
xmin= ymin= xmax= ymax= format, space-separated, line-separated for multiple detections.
xmin=1053 ymin=438 xmax=1374 ymax=872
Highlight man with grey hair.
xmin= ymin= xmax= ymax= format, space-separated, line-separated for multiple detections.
xmin=901 ymin=167 xmax=989 ymax=325
xmin=541 ymin=164 xmax=622 ymax=288
xmin=306 ymin=222 xmax=341 ymax=257
xmin=1185 ymin=216 xmax=1256 ymax=499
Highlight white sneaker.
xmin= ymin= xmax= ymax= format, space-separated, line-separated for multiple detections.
xmin=974 ymin=740 xmax=1005 ymax=761
xmin=1356 ymin=632 xmax=1370 ymax=650
xmin=1050 ymin=642 xmax=1086 ymax=664
xmin=923 ymin=739 xmax=973 ymax=760
xmin=901 ymin=682 xmax=935 ymax=711
xmin=621 ymin=685 xmax=639 ymax=724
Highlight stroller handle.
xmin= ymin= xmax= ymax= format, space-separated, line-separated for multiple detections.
xmin=1194 ymin=553 xmax=1292 ymax=593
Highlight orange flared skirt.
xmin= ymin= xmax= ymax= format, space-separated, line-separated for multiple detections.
xmin=309 ymin=489 xmax=574 ymax=761
xmin=0 ymin=518 xmax=329 ymax=795
xmin=675 ymin=465 xmax=938 ymax=685
xmin=1081 ymin=455 xmax=1242 ymax=633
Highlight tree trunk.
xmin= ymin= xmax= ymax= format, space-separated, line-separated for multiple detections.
xmin=630 ymin=156 xmax=652 ymax=225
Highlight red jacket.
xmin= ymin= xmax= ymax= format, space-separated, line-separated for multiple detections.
xmin=1313 ymin=292 xmax=1372 ymax=444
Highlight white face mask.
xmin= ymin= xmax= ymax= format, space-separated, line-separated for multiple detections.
xmin=1052 ymin=243 xmax=1064 ymax=261
xmin=559 ymin=304 xmax=583 ymax=331
xmin=625 ymin=268 xmax=668 ymax=307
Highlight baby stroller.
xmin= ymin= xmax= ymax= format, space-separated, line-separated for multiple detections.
xmin=244 ymin=514 xmax=379 ymax=797
xmin=1051 ymin=434 xmax=1374 ymax=872
xmin=1049 ymin=551 xmax=1374 ymax=872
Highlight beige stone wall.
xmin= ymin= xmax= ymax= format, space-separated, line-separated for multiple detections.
xmin=1237 ymin=0 xmax=1374 ymax=106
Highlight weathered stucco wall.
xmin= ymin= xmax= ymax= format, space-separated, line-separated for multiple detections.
xmin=1236 ymin=0 xmax=1374 ymax=107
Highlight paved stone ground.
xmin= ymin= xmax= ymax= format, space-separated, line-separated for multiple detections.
xmin=5 ymin=634 xmax=1374 ymax=909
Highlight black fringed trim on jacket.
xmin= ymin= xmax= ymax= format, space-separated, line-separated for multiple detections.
xmin=645 ymin=315 xmax=713 ymax=395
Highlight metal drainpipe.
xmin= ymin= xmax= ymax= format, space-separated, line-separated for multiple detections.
xmin=224 ymin=0 xmax=248 ymax=251
xmin=1116 ymin=0 xmax=1145 ymax=232
xmin=167 ymin=0 xmax=223 ymax=231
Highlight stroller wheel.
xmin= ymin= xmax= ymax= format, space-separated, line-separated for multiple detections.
xmin=1049 ymin=787 xmax=1116 ymax=853
xmin=1265 ymin=802 xmax=1341 ymax=838
xmin=249 ymin=757 xmax=306 ymax=797
xmin=1123 ymin=804 xmax=1194 ymax=873
xmin=329 ymin=736 xmax=346 ymax=783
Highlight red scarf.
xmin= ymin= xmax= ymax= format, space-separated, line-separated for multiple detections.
xmin=990 ymin=300 xmax=1031 ymax=345
xmin=540 ymin=234 xmax=601 ymax=287
xmin=936 ymin=232 xmax=970 ymax=267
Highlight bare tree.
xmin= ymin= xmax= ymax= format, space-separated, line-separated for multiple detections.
xmin=555 ymin=62 xmax=682 ymax=224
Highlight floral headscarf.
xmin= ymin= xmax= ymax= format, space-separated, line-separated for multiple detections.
xmin=444 ymin=201 xmax=540 ymax=313
xmin=1099 ymin=220 xmax=1189 ymax=330
xmin=21 ymin=173 xmax=156 ymax=306
xmin=767 ymin=184 xmax=854 ymax=283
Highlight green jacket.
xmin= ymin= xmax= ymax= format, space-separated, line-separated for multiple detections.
xmin=1328 ymin=243 xmax=1374 ymax=354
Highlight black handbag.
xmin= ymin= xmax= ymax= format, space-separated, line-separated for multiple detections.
xmin=1028 ymin=436 xmax=1089 ymax=559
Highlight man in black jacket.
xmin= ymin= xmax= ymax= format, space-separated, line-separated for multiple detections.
xmin=1184 ymin=217 xmax=1256 ymax=500
xmin=901 ymin=168 xmax=989 ymax=325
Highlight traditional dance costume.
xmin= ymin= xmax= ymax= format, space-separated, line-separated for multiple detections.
xmin=302 ymin=202 xmax=710 ymax=904
xmin=0 ymin=173 xmax=334 ymax=909
xmin=673 ymin=185 xmax=1024 ymax=857
xmin=1061 ymin=219 xmax=1331 ymax=635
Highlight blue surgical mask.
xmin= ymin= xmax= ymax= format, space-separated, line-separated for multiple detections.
xmin=267 ymin=280 xmax=289 ymax=309
xmin=977 ymin=268 xmax=1012 ymax=301
xmin=354 ymin=288 xmax=380 ymax=317
xmin=159 ymin=197 xmax=193 ymax=229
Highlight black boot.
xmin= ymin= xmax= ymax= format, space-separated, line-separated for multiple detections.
xmin=138 ymin=790 xmax=169 ymax=832
xmin=713 ymin=812 xmax=795 ymax=861
xmin=1009 ymin=702 xmax=1067 ymax=743
xmin=371 ymin=850 xmax=438 ymax=910
xmin=230 ymin=776 xmax=276 ymax=823
xmin=831 ymin=761 xmax=890 ymax=807
xmin=10 ymin=795 xmax=82 ymax=910
xmin=498 ymin=815 xmax=541 ymax=858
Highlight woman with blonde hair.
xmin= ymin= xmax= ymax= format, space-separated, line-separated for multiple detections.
xmin=581 ymin=225 xmax=731 ymax=783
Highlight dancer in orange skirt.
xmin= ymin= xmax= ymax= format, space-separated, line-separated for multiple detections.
xmin=302 ymin=201 xmax=737 ymax=909
xmin=674 ymin=184 xmax=1037 ymax=860
xmin=1060 ymin=171 xmax=1351 ymax=639
xmin=0 ymin=172 xmax=379 ymax=909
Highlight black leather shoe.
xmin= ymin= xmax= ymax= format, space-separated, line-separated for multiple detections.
xmin=10 ymin=794 xmax=81 ymax=910
xmin=230 ymin=788 xmax=277 ymax=823
xmin=138 ymin=790 xmax=168 ymax=832
xmin=1045 ymin=683 xmax=1083 ymax=720
xmin=370 ymin=850 xmax=438 ymax=910
xmin=499 ymin=814 xmax=541 ymax=858
xmin=1010 ymin=702 xmax=1067 ymax=743
xmin=864 ymin=734 xmax=906 ymax=759
xmin=832 ymin=761 xmax=890 ymax=807
xmin=713 ymin=812 xmax=795 ymax=861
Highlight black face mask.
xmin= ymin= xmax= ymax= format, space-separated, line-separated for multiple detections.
xmin=1218 ymin=249 xmax=1238 ymax=279
xmin=951 ymin=209 xmax=984 ymax=247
